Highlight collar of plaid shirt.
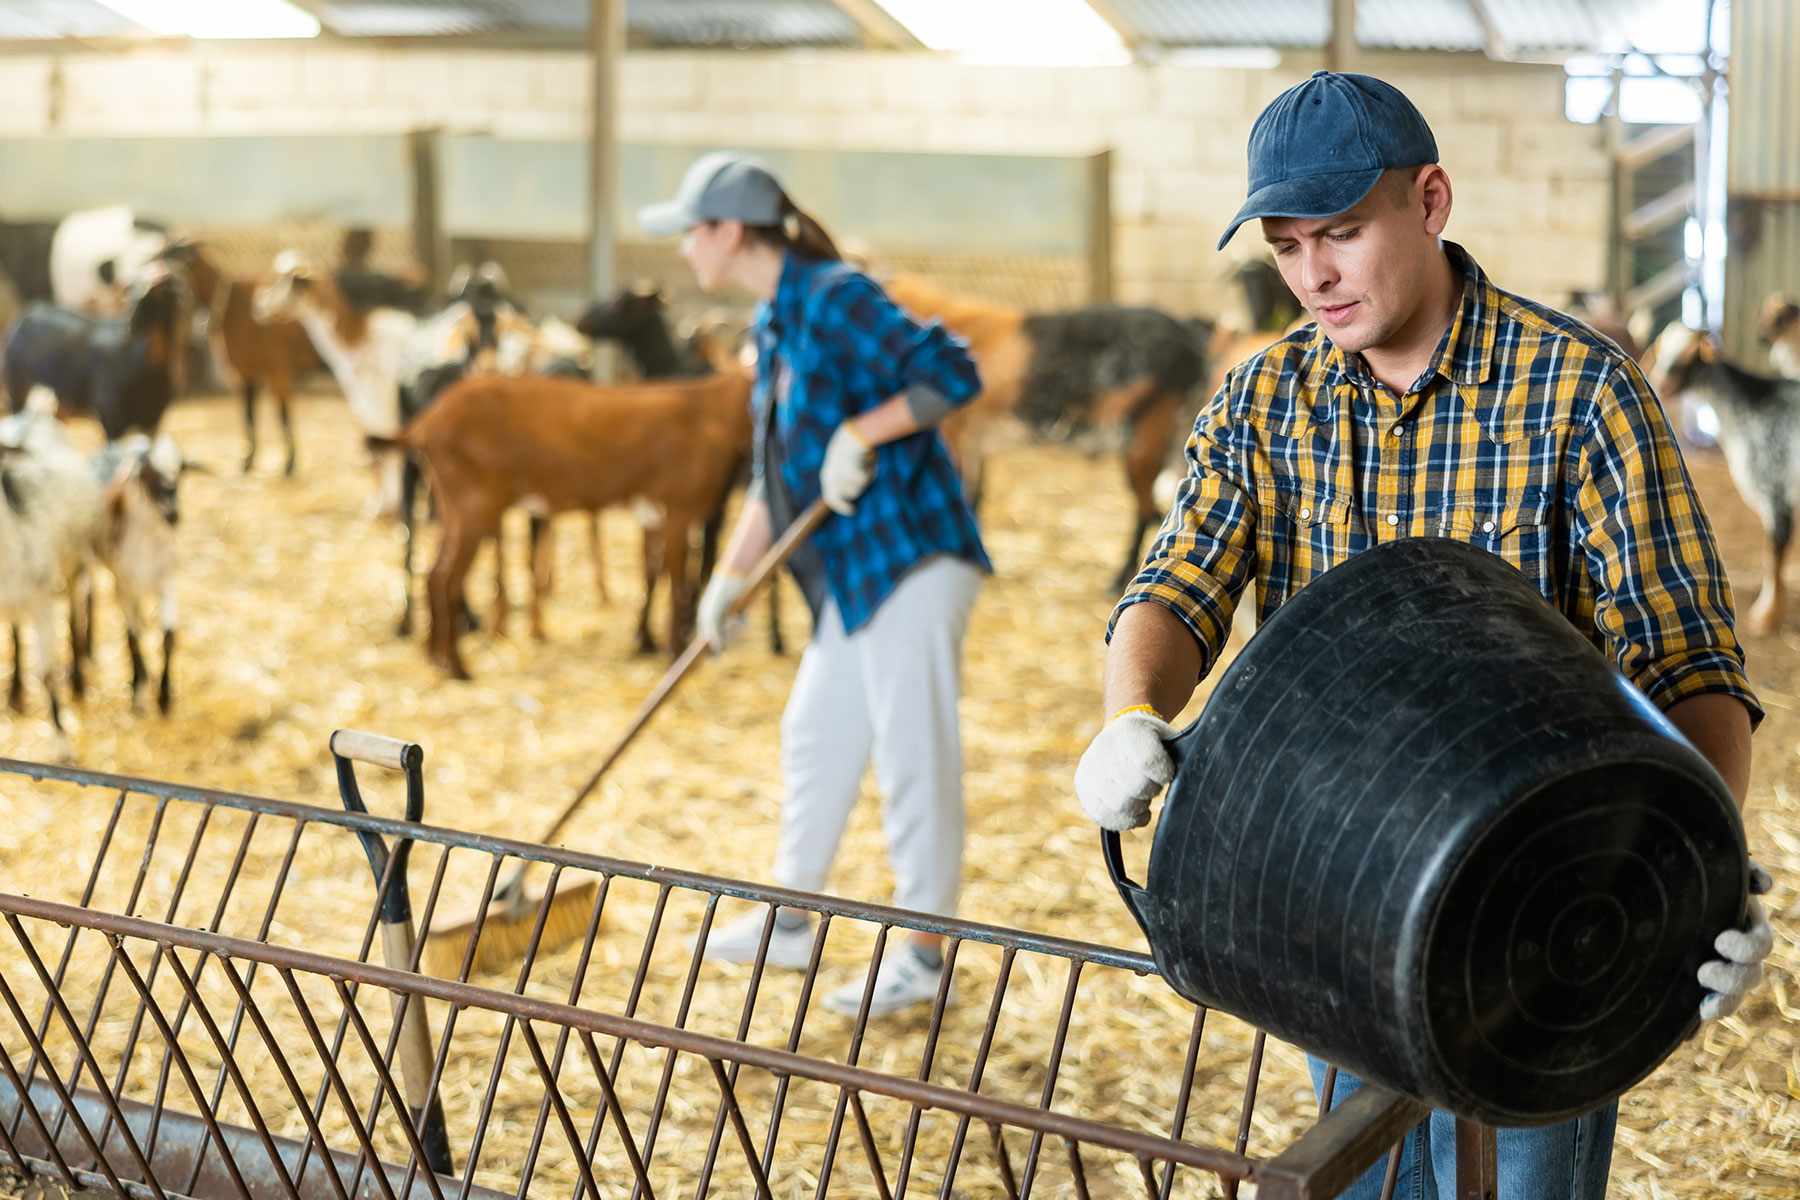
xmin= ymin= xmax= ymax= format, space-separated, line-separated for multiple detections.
xmin=1116 ymin=241 xmax=1760 ymax=725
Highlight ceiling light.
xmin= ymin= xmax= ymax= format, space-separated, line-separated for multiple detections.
xmin=92 ymin=0 xmax=321 ymax=39
xmin=873 ymin=0 xmax=1128 ymax=66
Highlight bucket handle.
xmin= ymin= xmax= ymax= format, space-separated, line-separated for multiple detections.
xmin=1098 ymin=726 xmax=1191 ymax=940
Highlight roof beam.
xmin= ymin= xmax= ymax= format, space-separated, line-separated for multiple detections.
xmin=827 ymin=0 xmax=923 ymax=49
xmin=1080 ymin=0 xmax=1149 ymax=60
xmin=1465 ymin=0 xmax=1515 ymax=62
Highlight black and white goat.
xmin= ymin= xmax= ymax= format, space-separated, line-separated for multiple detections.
xmin=86 ymin=434 xmax=192 ymax=714
xmin=3 ymin=272 xmax=187 ymax=440
xmin=1651 ymin=324 xmax=1800 ymax=635
xmin=0 ymin=404 xmax=105 ymax=750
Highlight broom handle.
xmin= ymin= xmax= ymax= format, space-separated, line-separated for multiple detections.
xmin=534 ymin=498 xmax=831 ymax=850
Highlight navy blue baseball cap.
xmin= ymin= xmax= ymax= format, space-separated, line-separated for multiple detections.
xmin=1217 ymin=71 xmax=1439 ymax=250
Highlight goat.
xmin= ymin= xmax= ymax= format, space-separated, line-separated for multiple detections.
xmin=883 ymin=275 xmax=1206 ymax=588
xmin=1650 ymin=324 xmax=1800 ymax=635
xmin=377 ymin=369 xmax=754 ymax=678
xmin=253 ymin=254 xmax=435 ymax=516
xmin=159 ymin=239 xmax=325 ymax=475
xmin=1758 ymin=293 xmax=1800 ymax=381
xmin=576 ymin=287 xmax=787 ymax=652
xmin=4 ymin=273 xmax=187 ymax=440
xmin=0 ymin=406 xmax=105 ymax=751
xmin=85 ymin=434 xmax=192 ymax=713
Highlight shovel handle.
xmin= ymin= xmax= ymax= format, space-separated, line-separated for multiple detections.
xmin=537 ymin=499 xmax=831 ymax=849
xmin=330 ymin=729 xmax=422 ymax=774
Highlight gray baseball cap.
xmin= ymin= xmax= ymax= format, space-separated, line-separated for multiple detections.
xmin=638 ymin=152 xmax=786 ymax=238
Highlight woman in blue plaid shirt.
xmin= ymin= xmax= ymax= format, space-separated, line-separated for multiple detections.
xmin=641 ymin=153 xmax=991 ymax=1017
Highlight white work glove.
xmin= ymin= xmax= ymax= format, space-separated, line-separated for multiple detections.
xmin=1698 ymin=860 xmax=1776 ymax=1021
xmin=696 ymin=570 xmax=748 ymax=653
xmin=1074 ymin=706 xmax=1177 ymax=831
xmin=820 ymin=422 xmax=874 ymax=516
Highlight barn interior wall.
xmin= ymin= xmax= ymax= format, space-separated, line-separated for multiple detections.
xmin=0 ymin=45 xmax=1608 ymax=322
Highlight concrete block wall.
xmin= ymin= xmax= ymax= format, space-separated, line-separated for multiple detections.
xmin=0 ymin=44 xmax=1609 ymax=319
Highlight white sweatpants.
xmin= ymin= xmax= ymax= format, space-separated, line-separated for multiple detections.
xmin=772 ymin=555 xmax=982 ymax=918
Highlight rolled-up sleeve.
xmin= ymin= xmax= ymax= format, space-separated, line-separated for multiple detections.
xmin=1576 ymin=361 xmax=1763 ymax=725
xmin=823 ymin=276 xmax=982 ymax=416
xmin=1107 ymin=382 xmax=1258 ymax=678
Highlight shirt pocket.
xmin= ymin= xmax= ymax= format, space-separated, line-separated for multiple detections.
xmin=1431 ymin=486 xmax=1555 ymax=595
xmin=1274 ymin=483 xmax=1357 ymax=575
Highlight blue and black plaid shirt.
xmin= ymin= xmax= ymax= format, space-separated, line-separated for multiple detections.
xmin=752 ymin=253 xmax=991 ymax=633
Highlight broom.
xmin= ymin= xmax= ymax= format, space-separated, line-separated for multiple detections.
xmin=421 ymin=499 xmax=831 ymax=978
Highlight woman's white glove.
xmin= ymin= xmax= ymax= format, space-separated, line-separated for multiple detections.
xmin=820 ymin=422 xmax=874 ymax=516
xmin=1074 ymin=706 xmax=1176 ymax=831
xmin=1698 ymin=860 xmax=1776 ymax=1021
xmin=696 ymin=570 xmax=748 ymax=652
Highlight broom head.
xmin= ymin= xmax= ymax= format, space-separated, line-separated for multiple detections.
xmin=420 ymin=877 xmax=601 ymax=979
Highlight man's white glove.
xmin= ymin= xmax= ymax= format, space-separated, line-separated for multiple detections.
xmin=1698 ymin=860 xmax=1776 ymax=1021
xmin=1074 ymin=706 xmax=1177 ymax=831
xmin=696 ymin=570 xmax=748 ymax=652
xmin=820 ymin=422 xmax=874 ymax=516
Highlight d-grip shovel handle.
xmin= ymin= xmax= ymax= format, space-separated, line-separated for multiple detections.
xmin=1100 ymin=723 xmax=1194 ymax=941
xmin=328 ymin=729 xmax=455 ymax=1179
xmin=331 ymin=729 xmax=426 ymax=924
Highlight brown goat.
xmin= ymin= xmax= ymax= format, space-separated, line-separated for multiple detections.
xmin=384 ymin=371 xmax=753 ymax=678
xmin=160 ymin=240 xmax=323 ymax=475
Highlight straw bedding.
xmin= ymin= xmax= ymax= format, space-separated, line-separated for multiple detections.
xmin=0 ymin=387 xmax=1796 ymax=1198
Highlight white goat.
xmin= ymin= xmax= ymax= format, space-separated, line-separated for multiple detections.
xmin=0 ymin=401 xmax=105 ymax=751
xmin=253 ymin=253 xmax=437 ymax=516
xmin=89 ymin=434 xmax=191 ymax=713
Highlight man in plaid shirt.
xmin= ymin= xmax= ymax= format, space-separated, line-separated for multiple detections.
xmin=1075 ymin=72 xmax=1772 ymax=1200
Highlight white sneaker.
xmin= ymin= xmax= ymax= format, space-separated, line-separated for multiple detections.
xmin=693 ymin=909 xmax=816 ymax=970
xmin=823 ymin=945 xmax=947 ymax=1017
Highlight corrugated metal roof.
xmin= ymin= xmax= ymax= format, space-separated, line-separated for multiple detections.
xmin=627 ymin=0 xmax=862 ymax=48
xmin=0 ymin=0 xmax=139 ymax=39
xmin=0 ymin=0 xmax=1701 ymax=54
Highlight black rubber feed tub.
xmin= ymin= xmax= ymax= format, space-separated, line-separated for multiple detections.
xmin=1104 ymin=537 xmax=1748 ymax=1126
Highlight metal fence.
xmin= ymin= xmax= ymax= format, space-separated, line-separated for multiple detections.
xmin=0 ymin=747 xmax=1469 ymax=1200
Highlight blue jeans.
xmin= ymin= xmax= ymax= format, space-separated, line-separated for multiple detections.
xmin=1307 ymin=1058 xmax=1618 ymax=1200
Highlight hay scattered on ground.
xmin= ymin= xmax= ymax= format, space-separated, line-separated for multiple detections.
xmin=0 ymin=389 xmax=1796 ymax=1196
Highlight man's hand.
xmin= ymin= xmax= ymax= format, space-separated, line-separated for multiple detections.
xmin=696 ymin=570 xmax=748 ymax=653
xmin=821 ymin=422 xmax=874 ymax=516
xmin=1699 ymin=860 xmax=1776 ymax=1021
xmin=1075 ymin=706 xmax=1177 ymax=830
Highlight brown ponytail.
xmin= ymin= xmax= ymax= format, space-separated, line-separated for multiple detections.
xmin=742 ymin=195 xmax=841 ymax=262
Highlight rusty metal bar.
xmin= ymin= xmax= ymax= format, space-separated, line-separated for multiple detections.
xmin=0 ymin=757 xmax=1161 ymax=974
xmin=938 ymin=944 xmax=1018 ymax=1200
xmin=1223 ymin=1030 xmax=1268 ymax=1200
xmin=1454 ymin=1118 xmax=1497 ymax=1200
xmin=1018 ymin=957 xmax=1085 ymax=1197
xmin=0 ymin=893 xmax=1259 ymax=1179
xmin=704 ymin=1057 xmax=774 ymax=1200
xmin=4 ymin=913 xmax=170 ymax=1199
xmin=1256 ymin=1085 xmax=1431 ymax=1200
xmin=1156 ymin=1005 xmax=1208 ymax=1200
xmin=894 ymin=935 xmax=962 ymax=1200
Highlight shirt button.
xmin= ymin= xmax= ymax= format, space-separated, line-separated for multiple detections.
xmin=1482 ymin=519 xmax=1497 ymax=533
xmin=1299 ymin=506 xmax=1312 ymax=519
xmin=1386 ymin=514 xmax=1400 ymax=527
xmin=1390 ymin=424 xmax=1404 ymax=437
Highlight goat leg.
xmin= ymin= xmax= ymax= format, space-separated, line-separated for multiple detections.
xmin=158 ymin=629 xmax=175 ymax=715
xmin=665 ymin=518 xmax=694 ymax=658
xmin=637 ymin=525 xmax=663 ymax=655
xmin=8 ymin=626 xmax=23 ymax=713
xmin=397 ymin=458 xmax=419 ymax=637
xmin=275 ymin=379 xmax=297 ymax=477
xmin=67 ymin=572 xmax=88 ymax=700
xmin=589 ymin=514 xmax=609 ymax=605
xmin=1749 ymin=505 xmax=1792 ymax=636
xmin=241 ymin=381 xmax=259 ymax=474
xmin=768 ymin=582 xmax=785 ymax=655
xmin=528 ymin=516 xmax=549 ymax=642
xmin=30 ymin=602 xmax=67 ymax=745
xmin=125 ymin=627 xmax=148 ymax=713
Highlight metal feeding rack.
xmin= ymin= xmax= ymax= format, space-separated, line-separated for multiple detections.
xmin=0 ymin=740 xmax=1491 ymax=1200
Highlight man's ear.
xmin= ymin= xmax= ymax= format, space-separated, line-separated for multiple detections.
xmin=1417 ymin=164 xmax=1453 ymax=237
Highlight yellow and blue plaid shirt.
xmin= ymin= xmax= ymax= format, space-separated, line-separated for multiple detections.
xmin=1115 ymin=243 xmax=1760 ymax=722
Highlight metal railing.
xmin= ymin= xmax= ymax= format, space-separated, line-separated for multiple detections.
xmin=0 ymin=751 xmax=1466 ymax=1200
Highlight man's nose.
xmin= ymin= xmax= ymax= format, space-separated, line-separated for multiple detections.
xmin=1298 ymin=246 xmax=1338 ymax=297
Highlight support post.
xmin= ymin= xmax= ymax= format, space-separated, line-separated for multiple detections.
xmin=1087 ymin=149 xmax=1114 ymax=304
xmin=1329 ymin=0 xmax=1357 ymax=72
xmin=408 ymin=127 xmax=448 ymax=299
xmin=1256 ymin=1084 xmax=1428 ymax=1200
xmin=1453 ymin=1118 xmax=1497 ymax=1200
xmin=588 ymin=0 xmax=624 ymax=381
